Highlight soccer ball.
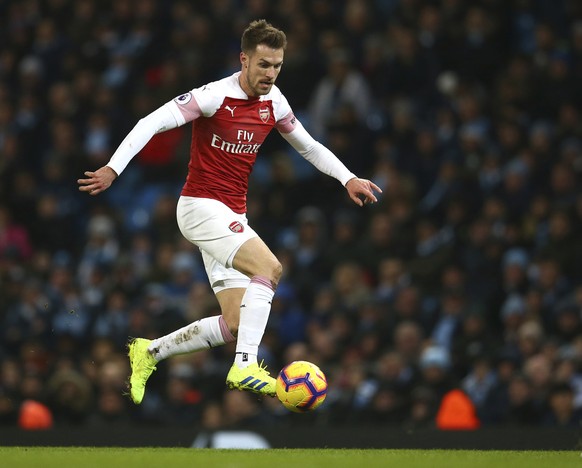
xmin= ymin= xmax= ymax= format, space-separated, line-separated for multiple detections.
xmin=276 ymin=361 xmax=328 ymax=413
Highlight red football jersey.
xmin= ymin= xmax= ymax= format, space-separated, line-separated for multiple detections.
xmin=168 ymin=72 xmax=296 ymax=214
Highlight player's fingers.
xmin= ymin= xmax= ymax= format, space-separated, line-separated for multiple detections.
xmin=369 ymin=181 xmax=382 ymax=193
xmin=350 ymin=193 xmax=364 ymax=207
xmin=360 ymin=187 xmax=378 ymax=203
xmin=84 ymin=171 xmax=95 ymax=177
xmin=78 ymin=180 xmax=102 ymax=192
xmin=80 ymin=185 xmax=101 ymax=195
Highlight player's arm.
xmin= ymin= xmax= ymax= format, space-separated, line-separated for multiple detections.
xmin=279 ymin=117 xmax=381 ymax=206
xmin=78 ymin=94 xmax=201 ymax=196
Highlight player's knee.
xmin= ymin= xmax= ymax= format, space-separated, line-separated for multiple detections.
xmin=255 ymin=258 xmax=282 ymax=288
xmin=268 ymin=259 xmax=283 ymax=287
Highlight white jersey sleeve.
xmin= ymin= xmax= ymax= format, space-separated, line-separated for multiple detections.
xmin=272 ymin=88 xmax=293 ymax=122
xmin=106 ymin=74 xmax=251 ymax=176
xmin=106 ymin=103 xmax=181 ymax=176
xmin=279 ymin=116 xmax=356 ymax=187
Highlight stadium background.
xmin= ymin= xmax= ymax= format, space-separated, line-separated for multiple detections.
xmin=1 ymin=0 xmax=582 ymax=445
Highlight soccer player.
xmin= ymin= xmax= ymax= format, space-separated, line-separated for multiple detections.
xmin=78 ymin=19 xmax=381 ymax=404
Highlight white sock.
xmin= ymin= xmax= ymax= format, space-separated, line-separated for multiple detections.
xmin=148 ymin=315 xmax=235 ymax=361
xmin=235 ymin=275 xmax=275 ymax=368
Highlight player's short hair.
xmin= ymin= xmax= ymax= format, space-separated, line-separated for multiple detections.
xmin=241 ymin=19 xmax=287 ymax=53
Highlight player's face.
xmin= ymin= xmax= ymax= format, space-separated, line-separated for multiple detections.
xmin=240 ymin=44 xmax=284 ymax=97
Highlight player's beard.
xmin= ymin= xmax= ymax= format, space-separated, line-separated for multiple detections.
xmin=244 ymin=69 xmax=274 ymax=96
xmin=251 ymin=79 xmax=273 ymax=96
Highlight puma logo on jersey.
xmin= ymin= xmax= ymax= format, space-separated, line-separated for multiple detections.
xmin=225 ymin=105 xmax=237 ymax=117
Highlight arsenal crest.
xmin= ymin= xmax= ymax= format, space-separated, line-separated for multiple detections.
xmin=258 ymin=106 xmax=270 ymax=123
xmin=229 ymin=221 xmax=244 ymax=233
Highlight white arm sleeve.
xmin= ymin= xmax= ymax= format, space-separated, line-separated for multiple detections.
xmin=106 ymin=102 xmax=180 ymax=176
xmin=280 ymin=120 xmax=356 ymax=186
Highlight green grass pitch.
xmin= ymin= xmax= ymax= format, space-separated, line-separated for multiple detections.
xmin=0 ymin=447 xmax=580 ymax=468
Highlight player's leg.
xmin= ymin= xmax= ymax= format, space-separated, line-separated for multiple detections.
xmin=225 ymin=236 xmax=281 ymax=396
xmin=127 ymin=197 xmax=247 ymax=405
xmin=175 ymin=195 xmax=281 ymax=373
xmin=148 ymin=291 xmax=240 ymax=361
xmin=146 ymin=245 xmax=253 ymax=360
xmin=215 ymin=287 xmax=245 ymax=336
xmin=127 ymin=288 xmax=242 ymax=405
xmin=230 ymin=236 xmax=280 ymax=367
xmin=129 ymin=197 xmax=279 ymax=401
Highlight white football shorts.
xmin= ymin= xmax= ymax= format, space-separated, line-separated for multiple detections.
xmin=176 ymin=196 xmax=256 ymax=293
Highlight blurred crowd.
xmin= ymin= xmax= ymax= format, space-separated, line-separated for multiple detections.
xmin=2 ymin=0 xmax=582 ymax=431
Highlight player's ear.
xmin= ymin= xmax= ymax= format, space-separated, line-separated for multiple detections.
xmin=240 ymin=52 xmax=248 ymax=69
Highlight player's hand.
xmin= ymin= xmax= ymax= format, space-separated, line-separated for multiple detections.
xmin=77 ymin=166 xmax=118 ymax=196
xmin=345 ymin=177 xmax=382 ymax=207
